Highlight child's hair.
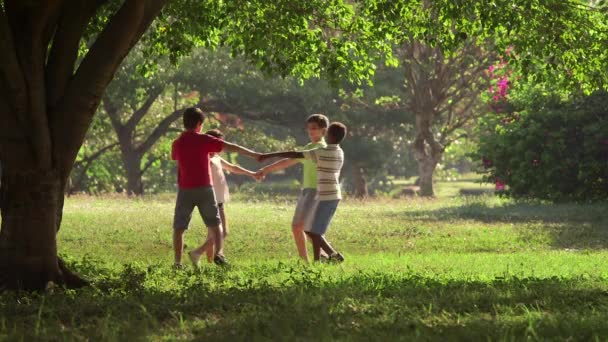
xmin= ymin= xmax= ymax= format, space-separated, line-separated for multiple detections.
xmin=205 ymin=129 xmax=224 ymax=139
xmin=306 ymin=114 xmax=329 ymax=129
xmin=327 ymin=122 xmax=347 ymax=143
xmin=182 ymin=107 xmax=205 ymax=129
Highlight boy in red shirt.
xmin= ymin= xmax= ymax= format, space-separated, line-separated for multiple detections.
xmin=172 ymin=107 xmax=259 ymax=267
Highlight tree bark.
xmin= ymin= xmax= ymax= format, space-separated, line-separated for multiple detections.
xmin=0 ymin=1 xmax=167 ymax=290
xmin=352 ymin=163 xmax=369 ymax=198
xmin=0 ymin=167 xmax=87 ymax=290
xmin=416 ymin=153 xmax=439 ymax=197
xmin=412 ymin=115 xmax=444 ymax=197
xmin=121 ymin=149 xmax=144 ymax=196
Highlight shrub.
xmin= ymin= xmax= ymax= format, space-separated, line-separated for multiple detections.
xmin=476 ymin=91 xmax=608 ymax=202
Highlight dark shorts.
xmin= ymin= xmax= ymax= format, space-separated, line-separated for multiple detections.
xmin=306 ymin=199 xmax=340 ymax=236
xmin=292 ymin=189 xmax=317 ymax=228
xmin=173 ymin=186 xmax=221 ymax=229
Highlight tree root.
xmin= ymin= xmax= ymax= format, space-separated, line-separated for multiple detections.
xmin=0 ymin=258 xmax=89 ymax=292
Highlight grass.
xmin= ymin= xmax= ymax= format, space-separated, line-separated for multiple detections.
xmin=1 ymin=178 xmax=608 ymax=341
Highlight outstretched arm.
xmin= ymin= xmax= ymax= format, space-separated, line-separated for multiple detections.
xmin=220 ymin=158 xmax=256 ymax=178
xmin=258 ymin=158 xmax=299 ymax=175
xmin=222 ymin=141 xmax=259 ymax=160
xmin=259 ymin=151 xmax=304 ymax=161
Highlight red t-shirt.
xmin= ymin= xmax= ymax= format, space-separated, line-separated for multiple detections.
xmin=172 ymin=131 xmax=224 ymax=189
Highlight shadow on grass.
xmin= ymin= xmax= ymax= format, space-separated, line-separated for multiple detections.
xmin=1 ymin=262 xmax=608 ymax=341
xmin=393 ymin=200 xmax=608 ymax=250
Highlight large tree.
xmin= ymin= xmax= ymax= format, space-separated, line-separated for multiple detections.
xmin=0 ymin=0 xmax=385 ymax=290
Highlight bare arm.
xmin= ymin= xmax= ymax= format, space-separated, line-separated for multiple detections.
xmin=220 ymin=158 xmax=255 ymax=177
xmin=260 ymin=151 xmax=304 ymax=161
xmin=258 ymin=158 xmax=299 ymax=176
xmin=222 ymin=141 xmax=259 ymax=160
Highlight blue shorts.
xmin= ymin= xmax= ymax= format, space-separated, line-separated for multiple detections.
xmin=305 ymin=200 xmax=340 ymax=235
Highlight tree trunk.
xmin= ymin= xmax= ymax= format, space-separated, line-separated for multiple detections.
xmin=0 ymin=168 xmax=87 ymax=290
xmin=412 ymin=114 xmax=444 ymax=197
xmin=121 ymin=150 xmax=144 ymax=196
xmin=0 ymin=0 xmax=167 ymax=291
xmin=416 ymin=155 xmax=438 ymax=197
xmin=352 ymin=163 xmax=368 ymax=198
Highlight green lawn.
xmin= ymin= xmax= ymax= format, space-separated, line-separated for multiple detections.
xmin=1 ymin=184 xmax=608 ymax=340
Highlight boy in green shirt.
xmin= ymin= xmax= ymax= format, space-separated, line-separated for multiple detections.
xmin=256 ymin=114 xmax=329 ymax=262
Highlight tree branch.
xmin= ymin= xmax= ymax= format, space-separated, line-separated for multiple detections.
xmin=124 ymin=87 xmax=164 ymax=133
xmin=140 ymin=156 xmax=159 ymax=176
xmin=8 ymin=1 xmax=64 ymax=168
xmin=51 ymin=0 xmax=167 ymax=178
xmin=135 ymin=108 xmax=182 ymax=154
xmin=46 ymin=0 xmax=104 ymax=109
xmin=73 ymin=141 xmax=120 ymax=169
xmin=0 ymin=5 xmax=28 ymax=119
xmin=102 ymin=96 xmax=125 ymax=132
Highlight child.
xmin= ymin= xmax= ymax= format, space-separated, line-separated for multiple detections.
xmin=171 ymin=107 xmax=259 ymax=268
xmin=259 ymin=122 xmax=347 ymax=262
xmin=204 ymin=129 xmax=259 ymax=263
xmin=256 ymin=114 xmax=329 ymax=262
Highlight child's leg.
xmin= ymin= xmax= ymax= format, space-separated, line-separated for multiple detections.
xmin=292 ymin=223 xmax=308 ymax=261
xmin=219 ymin=203 xmax=228 ymax=238
xmin=317 ymin=235 xmax=336 ymax=256
xmin=196 ymin=187 xmax=224 ymax=257
xmin=209 ymin=225 xmax=224 ymax=256
xmin=292 ymin=190 xmax=319 ymax=261
xmin=306 ymin=232 xmax=323 ymax=261
xmin=173 ymin=228 xmax=187 ymax=265
xmin=205 ymin=235 xmax=215 ymax=263
xmin=308 ymin=200 xmax=340 ymax=259
xmin=172 ymin=189 xmax=195 ymax=265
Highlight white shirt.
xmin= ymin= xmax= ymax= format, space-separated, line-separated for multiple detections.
xmin=302 ymin=144 xmax=344 ymax=200
xmin=210 ymin=155 xmax=229 ymax=204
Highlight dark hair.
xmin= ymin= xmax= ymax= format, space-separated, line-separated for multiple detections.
xmin=306 ymin=114 xmax=329 ymax=129
xmin=327 ymin=122 xmax=347 ymax=143
xmin=182 ymin=107 xmax=204 ymax=129
xmin=205 ymin=129 xmax=224 ymax=139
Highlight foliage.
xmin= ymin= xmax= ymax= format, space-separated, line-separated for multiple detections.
xmin=477 ymin=89 xmax=608 ymax=202
xmin=365 ymin=0 xmax=608 ymax=92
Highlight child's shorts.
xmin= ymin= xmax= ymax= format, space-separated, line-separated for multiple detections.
xmin=306 ymin=199 xmax=340 ymax=236
xmin=173 ymin=186 xmax=221 ymax=229
xmin=292 ymin=189 xmax=317 ymax=228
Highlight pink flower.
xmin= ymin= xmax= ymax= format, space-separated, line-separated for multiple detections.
xmin=495 ymin=179 xmax=505 ymax=191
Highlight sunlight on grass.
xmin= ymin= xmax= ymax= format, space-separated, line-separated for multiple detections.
xmin=2 ymin=187 xmax=607 ymax=340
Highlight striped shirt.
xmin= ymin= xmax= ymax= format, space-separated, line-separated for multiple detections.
xmin=302 ymin=144 xmax=344 ymax=200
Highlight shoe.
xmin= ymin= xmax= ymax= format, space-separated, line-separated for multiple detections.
xmin=188 ymin=250 xmax=201 ymax=268
xmin=213 ymin=254 xmax=229 ymax=266
xmin=173 ymin=263 xmax=185 ymax=270
xmin=329 ymin=252 xmax=344 ymax=263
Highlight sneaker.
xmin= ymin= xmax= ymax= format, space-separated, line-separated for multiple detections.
xmin=329 ymin=252 xmax=345 ymax=263
xmin=213 ymin=254 xmax=229 ymax=266
xmin=188 ymin=250 xmax=201 ymax=268
xmin=173 ymin=263 xmax=185 ymax=270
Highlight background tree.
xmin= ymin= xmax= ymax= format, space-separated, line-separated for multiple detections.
xmin=100 ymin=46 xmax=183 ymax=195
xmin=398 ymin=39 xmax=493 ymax=196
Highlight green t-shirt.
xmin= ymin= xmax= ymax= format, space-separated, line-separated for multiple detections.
xmin=299 ymin=139 xmax=327 ymax=189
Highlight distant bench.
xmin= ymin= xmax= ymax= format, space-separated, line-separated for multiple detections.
xmin=459 ymin=188 xmax=495 ymax=196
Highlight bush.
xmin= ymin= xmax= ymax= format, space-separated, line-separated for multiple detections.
xmin=476 ymin=91 xmax=608 ymax=202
